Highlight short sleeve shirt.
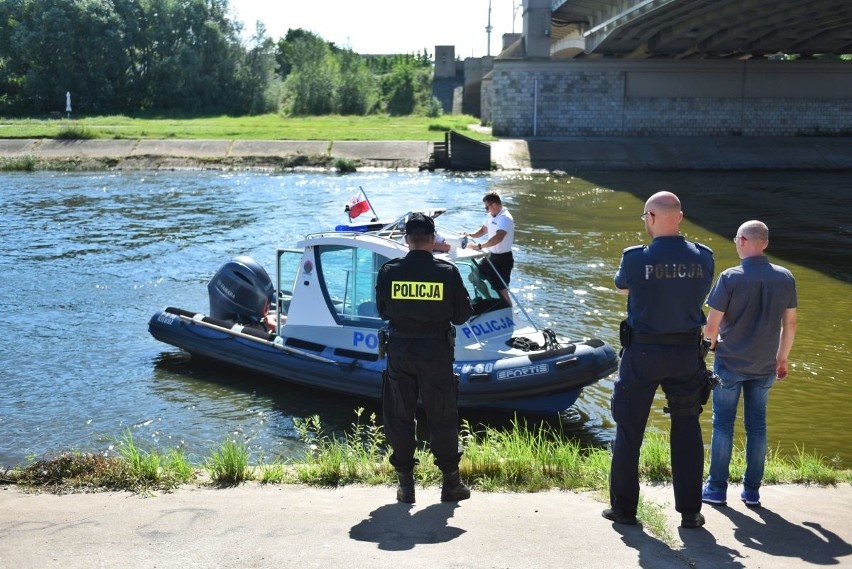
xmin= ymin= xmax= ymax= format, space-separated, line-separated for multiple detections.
xmin=484 ymin=207 xmax=514 ymax=254
xmin=614 ymin=236 xmax=714 ymax=334
xmin=708 ymin=255 xmax=797 ymax=376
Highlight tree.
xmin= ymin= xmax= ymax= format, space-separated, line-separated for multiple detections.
xmin=382 ymin=62 xmax=416 ymax=116
xmin=238 ymin=22 xmax=277 ymax=114
xmin=336 ymin=48 xmax=377 ymax=115
xmin=12 ymin=0 xmax=128 ymax=114
xmin=280 ymin=30 xmax=337 ymax=116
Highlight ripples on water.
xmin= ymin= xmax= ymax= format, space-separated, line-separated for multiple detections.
xmin=1 ymin=170 xmax=848 ymax=467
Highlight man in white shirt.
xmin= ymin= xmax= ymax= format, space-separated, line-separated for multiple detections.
xmin=463 ymin=192 xmax=515 ymax=306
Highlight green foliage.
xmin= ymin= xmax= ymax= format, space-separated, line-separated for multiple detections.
xmin=57 ymin=125 xmax=99 ymax=139
xmin=0 ymin=114 xmax=488 ymax=141
xmin=382 ymin=63 xmax=417 ymax=116
xmin=365 ymin=51 xmax=434 ymax=74
xmin=460 ymin=418 xmax=612 ymax=491
xmin=280 ymin=31 xmax=337 ymax=116
xmin=426 ymin=96 xmax=444 ymax=118
xmin=0 ymin=0 xmax=273 ymax=115
xmin=4 ymin=415 xmax=851 ymax=497
xmin=116 ymin=429 xmax=194 ymax=490
xmin=256 ymin=461 xmax=292 ymax=484
xmin=279 ymin=33 xmax=378 ymax=117
xmin=0 ymin=155 xmax=37 ymax=171
xmin=638 ymin=432 xmax=672 ymax=480
xmin=336 ymin=49 xmax=378 ymax=115
xmin=206 ymin=439 xmax=253 ymax=486
xmin=9 ymin=430 xmax=193 ymax=492
xmin=637 ymin=496 xmax=677 ymax=547
xmin=334 ymin=157 xmax=357 ymax=173
xmin=292 ymin=408 xmax=391 ymax=486
xmin=0 ymin=6 xmax=438 ymax=118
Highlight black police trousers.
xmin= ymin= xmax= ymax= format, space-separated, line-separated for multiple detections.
xmin=609 ymin=342 xmax=706 ymax=517
xmin=382 ymin=338 xmax=461 ymax=474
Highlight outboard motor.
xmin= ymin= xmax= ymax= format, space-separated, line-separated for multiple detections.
xmin=207 ymin=256 xmax=274 ymax=325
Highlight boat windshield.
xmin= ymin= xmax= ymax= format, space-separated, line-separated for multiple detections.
xmin=276 ymin=249 xmax=302 ymax=317
xmin=278 ymin=241 xmax=514 ymax=331
xmin=315 ymin=244 xmax=391 ymax=325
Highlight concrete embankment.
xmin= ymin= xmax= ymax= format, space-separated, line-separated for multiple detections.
xmin=2 ymin=482 xmax=851 ymax=568
xmin=2 ymin=136 xmax=852 ymax=171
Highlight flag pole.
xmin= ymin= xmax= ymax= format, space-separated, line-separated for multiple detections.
xmin=358 ymin=186 xmax=380 ymax=222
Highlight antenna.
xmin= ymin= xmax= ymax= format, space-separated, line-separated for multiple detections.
xmin=485 ymin=0 xmax=493 ymax=56
xmin=512 ymin=1 xmax=522 ymax=34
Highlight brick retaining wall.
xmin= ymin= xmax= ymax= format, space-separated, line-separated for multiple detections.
xmin=491 ymin=59 xmax=852 ymax=137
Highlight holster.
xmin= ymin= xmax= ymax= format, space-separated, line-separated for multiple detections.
xmin=699 ymin=337 xmax=711 ymax=360
xmin=378 ymin=328 xmax=389 ymax=359
xmin=619 ymin=320 xmax=632 ymax=348
xmin=619 ymin=320 xmax=631 ymax=356
xmin=698 ymin=338 xmax=720 ymax=404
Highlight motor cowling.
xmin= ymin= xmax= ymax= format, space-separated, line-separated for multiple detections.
xmin=207 ymin=256 xmax=274 ymax=325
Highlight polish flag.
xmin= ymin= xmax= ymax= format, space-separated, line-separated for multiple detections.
xmin=345 ymin=191 xmax=370 ymax=218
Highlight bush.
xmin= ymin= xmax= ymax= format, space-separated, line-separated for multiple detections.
xmin=57 ymin=125 xmax=99 ymax=140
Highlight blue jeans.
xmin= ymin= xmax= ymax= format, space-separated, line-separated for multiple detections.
xmin=706 ymin=360 xmax=776 ymax=492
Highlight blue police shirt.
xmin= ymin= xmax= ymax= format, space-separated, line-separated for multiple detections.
xmin=615 ymin=235 xmax=714 ymax=334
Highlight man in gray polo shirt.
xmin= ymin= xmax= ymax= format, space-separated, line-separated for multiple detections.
xmin=701 ymin=220 xmax=798 ymax=508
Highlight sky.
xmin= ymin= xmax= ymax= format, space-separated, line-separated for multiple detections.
xmin=229 ymin=0 xmax=522 ymax=59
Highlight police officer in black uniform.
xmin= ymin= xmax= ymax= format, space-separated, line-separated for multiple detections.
xmin=603 ymin=191 xmax=714 ymax=529
xmin=376 ymin=212 xmax=474 ymax=503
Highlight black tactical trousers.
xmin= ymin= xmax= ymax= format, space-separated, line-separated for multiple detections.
xmin=382 ymin=339 xmax=461 ymax=474
xmin=609 ymin=342 xmax=706 ymax=517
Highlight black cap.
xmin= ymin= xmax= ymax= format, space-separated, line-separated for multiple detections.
xmin=405 ymin=212 xmax=435 ymax=235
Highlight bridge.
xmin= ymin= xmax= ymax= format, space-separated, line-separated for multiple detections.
xmin=547 ymin=0 xmax=852 ymax=58
xmin=480 ymin=0 xmax=852 ymax=137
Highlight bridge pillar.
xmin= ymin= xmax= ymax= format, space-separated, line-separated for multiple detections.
xmin=523 ymin=0 xmax=551 ymax=59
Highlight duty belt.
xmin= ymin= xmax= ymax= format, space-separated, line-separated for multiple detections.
xmin=389 ymin=330 xmax=451 ymax=340
xmin=632 ymin=331 xmax=700 ymax=345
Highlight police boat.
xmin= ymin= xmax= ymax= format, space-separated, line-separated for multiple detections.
xmin=148 ymin=211 xmax=618 ymax=415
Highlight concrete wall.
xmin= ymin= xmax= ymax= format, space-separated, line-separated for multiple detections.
xmin=481 ymin=73 xmax=493 ymax=125
xmin=490 ymin=59 xmax=852 ymax=137
xmin=433 ymin=46 xmax=465 ymax=114
xmin=463 ymin=56 xmax=494 ymax=117
xmin=434 ymin=46 xmax=457 ymax=78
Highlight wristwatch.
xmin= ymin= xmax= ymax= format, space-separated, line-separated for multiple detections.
xmin=477 ymin=243 xmax=483 ymax=251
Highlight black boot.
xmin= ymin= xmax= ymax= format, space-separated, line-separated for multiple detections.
xmin=440 ymin=470 xmax=470 ymax=502
xmin=396 ymin=470 xmax=415 ymax=503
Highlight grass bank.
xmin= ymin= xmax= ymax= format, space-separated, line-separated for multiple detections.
xmin=4 ymin=410 xmax=849 ymax=494
xmin=0 ymin=114 xmax=489 ymax=141
xmin=4 ymin=410 xmax=849 ymax=544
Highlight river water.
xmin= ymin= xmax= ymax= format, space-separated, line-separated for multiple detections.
xmin=1 ymin=169 xmax=849 ymax=468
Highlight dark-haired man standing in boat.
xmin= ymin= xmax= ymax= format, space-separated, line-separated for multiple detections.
xmin=376 ymin=212 xmax=473 ymax=503
xmin=605 ymin=191 xmax=714 ymax=529
xmin=463 ymin=191 xmax=515 ymax=306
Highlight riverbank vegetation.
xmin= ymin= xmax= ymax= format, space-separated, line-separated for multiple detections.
xmin=0 ymin=1 xmax=443 ymax=121
xmin=3 ymin=410 xmax=850 ymax=496
xmin=0 ymin=114 xmax=486 ymax=142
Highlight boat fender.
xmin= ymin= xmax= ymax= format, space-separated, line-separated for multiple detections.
xmin=239 ymin=325 xmax=275 ymax=341
xmin=165 ymin=306 xmax=196 ymax=319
